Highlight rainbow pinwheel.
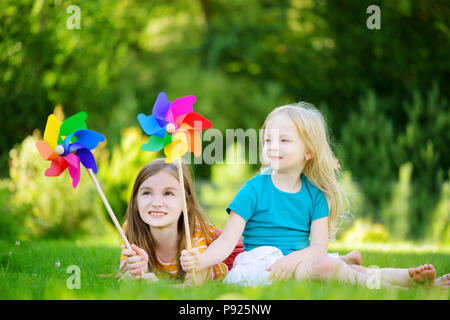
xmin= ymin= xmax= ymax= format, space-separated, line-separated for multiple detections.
xmin=35 ymin=112 xmax=105 ymax=188
xmin=137 ymin=92 xmax=212 ymax=163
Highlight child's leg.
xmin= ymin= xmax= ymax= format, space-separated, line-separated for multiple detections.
xmin=295 ymin=256 xmax=401 ymax=289
xmin=295 ymin=256 xmax=375 ymax=284
xmin=347 ymin=265 xmax=409 ymax=287
xmin=296 ymin=257 xmax=437 ymax=288
xmin=350 ymin=264 xmax=437 ymax=287
xmin=407 ymin=264 xmax=436 ymax=286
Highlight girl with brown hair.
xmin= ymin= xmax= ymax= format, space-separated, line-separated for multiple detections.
xmin=119 ymin=158 xmax=239 ymax=284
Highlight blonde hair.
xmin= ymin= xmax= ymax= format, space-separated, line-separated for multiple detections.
xmin=124 ymin=158 xmax=216 ymax=279
xmin=260 ymin=102 xmax=348 ymax=240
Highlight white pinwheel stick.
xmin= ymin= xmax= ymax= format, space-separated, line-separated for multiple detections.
xmin=86 ymin=168 xmax=132 ymax=251
xmin=177 ymin=158 xmax=197 ymax=284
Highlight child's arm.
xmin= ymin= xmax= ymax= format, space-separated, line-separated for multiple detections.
xmin=290 ymin=216 xmax=329 ymax=261
xmin=181 ymin=211 xmax=246 ymax=271
xmin=267 ymin=217 xmax=328 ymax=281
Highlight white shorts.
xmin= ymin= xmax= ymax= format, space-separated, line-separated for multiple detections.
xmin=223 ymin=246 xmax=340 ymax=287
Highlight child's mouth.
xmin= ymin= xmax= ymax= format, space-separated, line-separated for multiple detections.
xmin=269 ymin=155 xmax=283 ymax=160
xmin=149 ymin=211 xmax=167 ymax=218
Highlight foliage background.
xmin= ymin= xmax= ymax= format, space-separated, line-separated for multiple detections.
xmin=0 ymin=0 xmax=449 ymax=244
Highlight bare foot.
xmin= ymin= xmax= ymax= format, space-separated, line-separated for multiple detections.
xmin=434 ymin=273 xmax=450 ymax=288
xmin=408 ymin=264 xmax=436 ymax=286
xmin=341 ymin=250 xmax=362 ymax=265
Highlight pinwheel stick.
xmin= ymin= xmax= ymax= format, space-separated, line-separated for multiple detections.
xmin=86 ymin=168 xmax=132 ymax=251
xmin=177 ymin=158 xmax=197 ymax=284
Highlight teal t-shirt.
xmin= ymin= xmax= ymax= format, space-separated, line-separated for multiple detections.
xmin=226 ymin=170 xmax=329 ymax=255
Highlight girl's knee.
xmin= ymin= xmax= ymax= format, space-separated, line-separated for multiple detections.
xmin=309 ymin=256 xmax=341 ymax=280
xmin=295 ymin=256 xmax=337 ymax=281
xmin=313 ymin=256 xmax=336 ymax=272
xmin=349 ymin=264 xmax=367 ymax=273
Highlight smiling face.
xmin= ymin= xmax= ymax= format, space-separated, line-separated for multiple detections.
xmin=136 ymin=169 xmax=184 ymax=230
xmin=262 ymin=114 xmax=311 ymax=173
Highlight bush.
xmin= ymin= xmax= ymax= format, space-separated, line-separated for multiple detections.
xmin=333 ymin=170 xmax=363 ymax=238
xmin=5 ymin=132 xmax=112 ymax=239
xmin=395 ymin=85 xmax=449 ymax=238
xmin=0 ymin=179 xmax=22 ymax=239
xmin=339 ymin=90 xmax=397 ymax=218
xmin=339 ymin=87 xmax=449 ymax=240
xmin=340 ymin=219 xmax=391 ymax=244
xmin=381 ymin=163 xmax=412 ymax=240
xmin=430 ymin=173 xmax=450 ymax=244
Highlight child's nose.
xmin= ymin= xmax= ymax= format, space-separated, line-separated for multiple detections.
xmin=269 ymin=144 xmax=279 ymax=152
xmin=151 ymin=198 xmax=164 ymax=208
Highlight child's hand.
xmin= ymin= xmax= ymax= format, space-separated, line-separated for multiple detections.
xmin=185 ymin=267 xmax=207 ymax=286
xmin=184 ymin=270 xmax=194 ymax=286
xmin=266 ymin=254 xmax=298 ymax=281
xmin=180 ymin=248 xmax=202 ymax=271
xmin=121 ymin=244 xmax=149 ymax=275
xmin=135 ymin=272 xmax=158 ymax=282
xmin=118 ymin=270 xmax=136 ymax=282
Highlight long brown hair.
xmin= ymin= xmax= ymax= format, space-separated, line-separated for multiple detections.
xmin=124 ymin=158 xmax=215 ymax=279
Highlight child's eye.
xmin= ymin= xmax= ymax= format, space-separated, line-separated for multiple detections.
xmin=142 ymin=191 xmax=151 ymax=196
xmin=165 ymin=191 xmax=174 ymax=196
xmin=281 ymin=139 xmax=290 ymax=142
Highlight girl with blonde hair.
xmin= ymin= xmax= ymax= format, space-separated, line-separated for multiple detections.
xmin=181 ymin=103 xmax=449 ymax=288
xmin=259 ymin=102 xmax=346 ymax=241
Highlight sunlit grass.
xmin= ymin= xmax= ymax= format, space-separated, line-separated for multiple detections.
xmin=0 ymin=239 xmax=448 ymax=300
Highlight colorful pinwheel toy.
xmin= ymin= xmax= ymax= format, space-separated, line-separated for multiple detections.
xmin=35 ymin=111 xmax=132 ymax=250
xmin=137 ymin=92 xmax=212 ymax=163
xmin=35 ymin=112 xmax=105 ymax=188
xmin=137 ymin=92 xmax=213 ymax=283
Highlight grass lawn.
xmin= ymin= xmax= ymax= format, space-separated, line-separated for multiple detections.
xmin=0 ymin=238 xmax=449 ymax=300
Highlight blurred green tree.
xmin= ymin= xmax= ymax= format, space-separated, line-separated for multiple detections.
xmin=1 ymin=0 xmax=448 ymax=241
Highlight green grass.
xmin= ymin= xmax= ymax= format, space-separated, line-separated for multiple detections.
xmin=0 ymin=239 xmax=449 ymax=300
